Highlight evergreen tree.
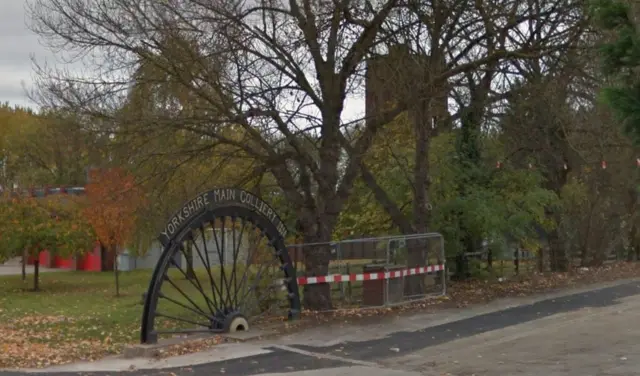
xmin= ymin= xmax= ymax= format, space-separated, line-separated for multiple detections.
xmin=592 ymin=0 xmax=640 ymax=143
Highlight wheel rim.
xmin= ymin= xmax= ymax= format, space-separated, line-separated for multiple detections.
xmin=141 ymin=206 xmax=300 ymax=343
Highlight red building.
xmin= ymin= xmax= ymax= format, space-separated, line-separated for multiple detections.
xmin=13 ymin=185 xmax=107 ymax=272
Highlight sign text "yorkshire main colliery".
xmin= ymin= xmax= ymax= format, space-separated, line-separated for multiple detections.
xmin=159 ymin=188 xmax=287 ymax=243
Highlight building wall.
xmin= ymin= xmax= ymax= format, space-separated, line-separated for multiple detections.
xmin=121 ymin=229 xmax=254 ymax=271
xmin=365 ymin=45 xmax=449 ymax=127
xmin=184 ymin=229 xmax=251 ymax=269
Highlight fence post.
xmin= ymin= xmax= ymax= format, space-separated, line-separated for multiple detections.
xmin=440 ymin=234 xmax=446 ymax=296
xmin=385 ymin=239 xmax=391 ymax=306
xmin=337 ymin=242 xmax=346 ymax=301
xmin=346 ymin=262 xmax=352 ymax=303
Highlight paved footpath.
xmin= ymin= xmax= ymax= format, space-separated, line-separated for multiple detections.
xmin=0 ymin=265 xmax=67 ymax=276
xmin=4 ymin=279 xmax=640 ymax=376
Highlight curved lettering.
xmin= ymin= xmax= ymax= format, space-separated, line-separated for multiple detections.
xmin=158 ymin=188 xmax=288 ymax=245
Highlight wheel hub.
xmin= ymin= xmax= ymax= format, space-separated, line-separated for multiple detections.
xmin=218 ymin=311 xmax=249 ymax=332
xmin=210 ymin=309 xmax=249 ymax=332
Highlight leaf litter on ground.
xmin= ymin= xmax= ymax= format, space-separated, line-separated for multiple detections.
xmin=2 ymin=261 xmax=640 ymax=369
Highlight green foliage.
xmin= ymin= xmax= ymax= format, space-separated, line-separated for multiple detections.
xmin=335 ymin=113 xmax=414 ymax=237
xmin=431 ymin=162 xmax=557 ymax=257
xmin=1 ymin=108 xmax=102 ymax=188
xmin=468 ymin=259 xmax=492 ymax=279
xmin=0 ymin=195 xmax=96 ymax=264
xmin=423 ymin=130 xmax=557 ymax=257
xmin=334 ymin=111 xmax=557 ymax=259
xmin=592 ymin=0 xmax=640 ymax=144
xmin=601 ymin=85 xmax=640 ymax=143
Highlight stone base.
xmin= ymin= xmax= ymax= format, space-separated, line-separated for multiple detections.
xmin=123 ymin=334 xmax=211 ymax=359
xmin=221 ymin=329 xmax=276 ymax=342
xmin=123 ymin=328 xmax=278 ymax=358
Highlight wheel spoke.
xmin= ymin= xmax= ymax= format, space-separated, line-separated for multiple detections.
xmin=229 ymin=218 xmax=242 ymax=308
xmin=234 ymin=224 xmax=260 ymax=304
xmin=230 ymin=218 xmax=245 ymax=308
xmin=211 ymin=220 xmax=232 ymax=308
xmin=156 ymin=312 xmax=211 ymax=328
xmin=170 ymin=245 xmax=218 ymax=314
xmin=193 ymin=227 xmax=224 ymax=310
xmin=237 ymin=252 xmax=273 ymax=313
xmin=142 ymin=204 xmax=300 ymax=344
xmin=162 ymin=276 xmax=213 ymax=319
xmin=155 ymin=328 xmax=222 ymax=335
xmin=159 ymin=293 xmax=214 ymax=322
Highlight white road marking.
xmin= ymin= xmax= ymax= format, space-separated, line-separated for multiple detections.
xmin=271 ymin=344 xmax=382 ymax=368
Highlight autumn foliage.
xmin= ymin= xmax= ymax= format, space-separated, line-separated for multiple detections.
xmin=0 ymin=193 xmax=96 ymax=290
xmin=83 ymin=168 xmax=144 ymax=259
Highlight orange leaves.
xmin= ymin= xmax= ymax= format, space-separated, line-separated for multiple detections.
xmin=83 ymin=168 xmax=145 ymax=252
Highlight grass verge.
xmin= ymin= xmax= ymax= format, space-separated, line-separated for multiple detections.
xmin=0 ymin=270 xmax=151 ymax=368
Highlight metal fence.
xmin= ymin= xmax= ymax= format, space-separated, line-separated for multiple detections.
xmin=288 ymin=233 xmax=446 ymax=310
xmin=450 ymin=248 xmax=538 ymax=279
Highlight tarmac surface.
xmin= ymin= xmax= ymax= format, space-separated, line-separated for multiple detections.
xmin=3 ymin=279 xmax=640 ymax=376
xmin=0 ymin=260 xmax=67 ymax=276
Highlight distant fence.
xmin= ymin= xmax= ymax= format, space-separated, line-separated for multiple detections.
xmin=0 ymin=186 xmax=86 ymax=197
xmin=288 ymin=233 xmax=446 ymax=310
xmin=448 ymin=248 xmax=538 ymax=279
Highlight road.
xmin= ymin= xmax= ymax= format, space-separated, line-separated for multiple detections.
xmin=3 ymin=280 xmax=640 ymax=376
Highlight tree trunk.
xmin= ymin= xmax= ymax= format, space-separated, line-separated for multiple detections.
xmin=404 ymin=237 xmax=428 ymax=296
xmin=114 ymin=247 xmax=120 ymax=297
xmin=548 ymin=229 xmax=568 ymax=272
xmin=405 ymin=102 xmax=432 ymax=296
xmin=538 ymin=247 xmax=545 ymax=272
xmin=186 ymin=243 xmax=195 ymax=280
xmin=453 ymin=92 xmax=486 ymax=281
xmin=627 ymin=221 xmax=638 ymax=261
xmin=302 ymin=237 xmax=332 ymax=311
xmin=579 ymin=245 xmax=589 ymax=267
xmin=21 ymin=249 xmax=27 ymax=282
xmin=33 ymin=258 xmax=40 ymax=292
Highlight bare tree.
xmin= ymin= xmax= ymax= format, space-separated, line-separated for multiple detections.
xmin=343 ymin=0 xmax=587 ymax=287
xmin=28 ymin=0 xmax=406 ymax=309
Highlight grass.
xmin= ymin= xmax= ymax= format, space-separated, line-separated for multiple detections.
xmin=0 ymin=270 xmax=155 ymax=368
xmin=0 ymin=260 xmax=297 ymax=367
xmin=0 ymin=270 xmax=151 ymax=346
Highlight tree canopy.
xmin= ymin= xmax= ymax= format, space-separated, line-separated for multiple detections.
xmin=592 ymin=0 xmax=640 ymax=144
xmin=0 ymin=193 xmax=95 ymax=289
xmin=11 ymin=0 xmax=640 ymax=309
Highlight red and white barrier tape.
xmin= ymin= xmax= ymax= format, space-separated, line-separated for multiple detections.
xmin=296 ymin=264 xmax=445 ymax=285
xmin=496 ymin=158 xmax=640 ymax=170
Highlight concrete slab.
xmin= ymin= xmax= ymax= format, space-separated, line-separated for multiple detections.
xmin=221 ymin=329 xmax=277 ymax=342
xmin=122 ymin=335 xmax=201 ymax=359
xmin=123 ymin=329 xmax=278 ymax=359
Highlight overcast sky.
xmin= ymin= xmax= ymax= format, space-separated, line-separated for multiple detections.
xmin=0 ymin=1 xmax=46 ymax=109
xmin=0 ymin=1 xmax=366 ymax=122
